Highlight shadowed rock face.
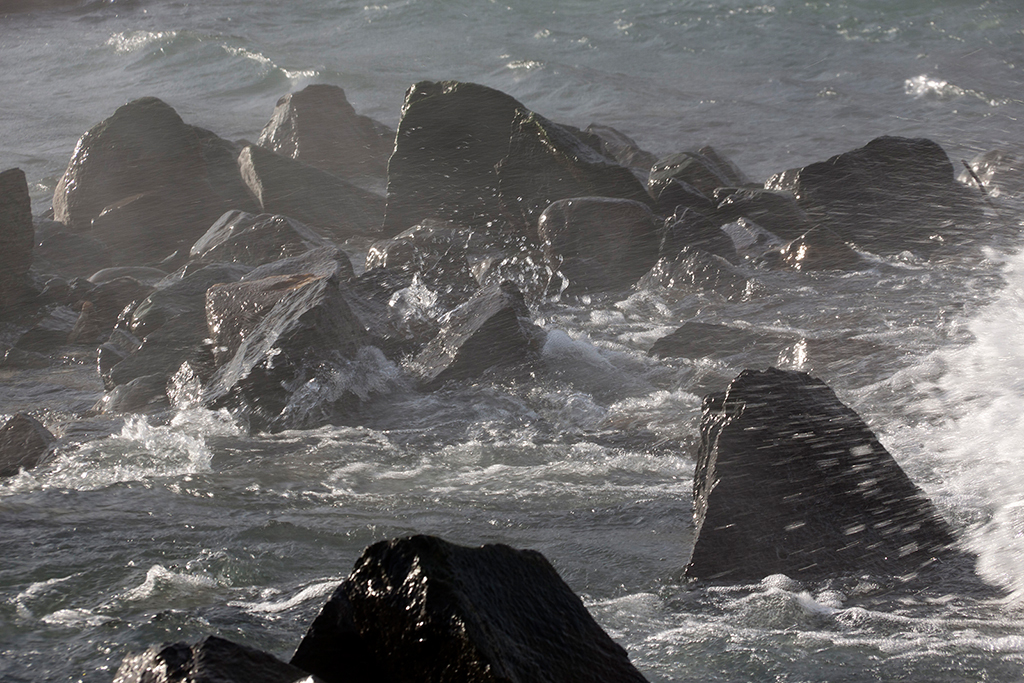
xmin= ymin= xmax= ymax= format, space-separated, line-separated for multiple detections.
xmin=0 ymin=168 xmax=35 ymax=315
xmin=114 ymin=635 xmax=314 ymax=683
xmin=0 ymin=413 xmax=55 ymax=478
xmin=685 ymin=367 xmax=956 ymax=581
xmin=291 ymin=535 xmax=649 ymax=683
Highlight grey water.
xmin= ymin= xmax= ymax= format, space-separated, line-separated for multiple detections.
xmin=3 ymin=1 xmax=1024 ymax=681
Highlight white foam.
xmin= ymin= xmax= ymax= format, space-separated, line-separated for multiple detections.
xmin=228 ymin=579 xmax=339 ymax=614
xmin=121 ymin=564 xmax=220 ymax=602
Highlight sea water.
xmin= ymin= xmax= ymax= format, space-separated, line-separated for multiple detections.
xmin=2 ymin=1 xmax=1024 ymax=681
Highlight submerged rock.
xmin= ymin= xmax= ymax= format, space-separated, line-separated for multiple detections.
xmin=408 ymin=281 xmax=542 ymax=391
xmin=291 ymin=535 xmax=649 ymax=683
xmin=685 ymin=367 xmax=957 ymax=581
xmin=766 ymin=136 xmax=984 ymax=255
xmin=257 ymin=83 xmax=394 ymax=181
xmin=0 ymin=168 xmax=36 ymax=316
xmin=114 ymin=635 xmax=313 ymax=683
xmin=0 ymin=413 xmax=55 ymax=478
xmin=237 ymin=144 xmax=385 ymax=241
xmin=537 ymin=197 xmax=661 ymax=292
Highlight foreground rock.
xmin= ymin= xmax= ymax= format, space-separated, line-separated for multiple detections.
xmin=0 ymin=168 xmax=35 ymax=316
xmin=291 ymin=535 xmax=648 ymax=683
xmin=408 ymin=281 xmax=542 ymax=391
xmin=114 ymin=635 xmax=314 ymax=683
xmin=685 ymin=368 xmax=956 ymax=581
xmin=0 ymin=414 xmax=55 ymax=478
xmin=257 ymin=83 xmax=393 ymax=182
xmin=766 ymin=136 xmax=983 ymax=255
xmin=189 ymin=210 xmax=344 ymax=269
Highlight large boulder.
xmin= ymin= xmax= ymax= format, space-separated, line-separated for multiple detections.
xmin=685 ymin=367 xmax=957 ymax=581
xmin=257 ymin=84 xmax=394 ymax=181
xmin=407 ymin=281 xmax=542 ymax=391
xmin=51 ymin=97 xmax=229 ymax=264
xmin=496 ymin=110 xmax=654 ymax=237
xmin=189 ymin=210 xmax=342 ymax=268
xmin=382 ymin=80 xmax=528 ymax=237
xmin=291 ymin=535 xmax=649 ymax=683
xmin=648 ymin=147 xmax=748 ymax=207
xmin=765 ymin=136 xmax=984 ymax=255
xmin=201 ymin=271 xmax=369 ymax=431
xmin=238 ymin=144 xmax=384 ymax=242
xmin=114 ymin=635 xmax=314 ymax=683
xmin=0 ymin=413 xmax=55 ymax=478
xmin=537 ymin=197 xmax=661 ymax=292
xmin=0 ymin=168 xmax=35 ymax=316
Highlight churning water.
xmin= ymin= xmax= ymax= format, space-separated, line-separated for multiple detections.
xmin=2 ymin=1 xmax=1024 ymax=681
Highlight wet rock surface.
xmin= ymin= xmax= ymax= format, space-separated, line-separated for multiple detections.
xmin=0 ymin=168 xmax=36 ymax=315
xmin=0 ymin=413 xmax=55 ymax=478
xmin=114 ymin=635 xmax=315 ymax=683
xmin=190 ymin=210 xmax=341 ymax=268
xmin=685 ymin=367 xmax=958 ymax=581
xmin=292 ymin=535 xmax=649 ymax=683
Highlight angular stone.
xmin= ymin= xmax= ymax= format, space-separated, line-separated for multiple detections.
xmin=68 ymin=276 xmax=154 ymax=344
xmin=258 ymin=84 xmax=393 ymax=181
xmin=713 ymin=188 xmax=814 ymax=242
xmin=659 ymin=208 xmax=737 ymax=262
xmin=52 ymin=97 xmax=227 ymax=262
xmin=32 ymin=219 xmax=113 ymax=279
xmin=685 ymin=368 xmax=957 ymax=581
xmin=779 ymin=226 xmax=865 ymax=271
xmin=0 ymin=168 xmax=35 ymax=314
xmin=238 ymin=144 xmax=384 ymax=241
xmin=648 ymin=150 xmax=735 ymax=202
xmin=190 ymin=211 xmax=339 ymax=267
xmin=292 ymin=535 xmax=648 ymax=683
xmin=582 ymin=123 xmax=658 ymax=171
xmin=0 ymin=413 xmax=55 ymax=478
xmin=765 ymin=136 xmax=984 ymax=255
xmin=496 ymin=110 xmax=654 ymax=237
xmin=637 ymin=252 xmax=751 ymax=303
xmin=537 ymin=197 xmax=661 ymax=292
xmin=114 ymin=635 xmax=314 ymax=683
xmin=409 ymin=282 xmax=541 ymax=391
xmin=190 ymin=125 xmax=262 ymax=214
xmin=382 ymin=81 xmax=528 ymax=237
xmin=241 ymin=245 xmax=354 ymax=283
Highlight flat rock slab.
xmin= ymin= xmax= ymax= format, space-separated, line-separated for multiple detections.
xmin=685 ymin=367 xmax=957 ymax=581
xmin=291 ymin=535 xmax=649 ymax=683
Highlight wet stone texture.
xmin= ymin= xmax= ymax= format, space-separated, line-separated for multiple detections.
xmin=685 ymin=367 xmax=957 ymax=582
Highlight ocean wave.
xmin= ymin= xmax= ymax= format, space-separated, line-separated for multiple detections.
xmin=905 ymin=74 xmax=1010 ymax=106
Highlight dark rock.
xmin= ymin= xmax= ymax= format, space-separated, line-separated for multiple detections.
xmin=257 ymin=84 xmax=394 ymax=181
xmin=106 ymin=314 xmax=209 ymax=389
xmin=88 ymin=266 xmax=168 ymax=286
xmin=720 ymin=218 xmax=786 ymax=263
xmin=537 ymin=197 xmax=661 ymax=292
xmin=648 ymin=321 xmax=782 ymax=360
xmin=713 ymin=188 xmax=814 ymax=242
xmin=14 ymin=305 xmax=79 ymax=353
xmin=408 ymin=281 xmax=542 ymax=391
xmin=382 ymin=80 xmax=527 ymax=237
xmin=201 ymin=272 xmax=369 ymax=431
xmin=685 ymin=367 xmax=957 ymax=581
xmin=292 ymin=535 xmax=648 ymax=683
xmin=190 ymin=210 xmax=340 ymax=268
xmin=637 ymin=250 xmax=751 ymax=302
xmin=68 ymin=276 xmax=154 ymax=344
xmin=52 ymin=97 xmax=229 ymax=263
xmin=779 ymin=226 xmax=865 ymax=271
xmin=582 ymin=123 xmax=659 ymax=171
xmin=765 ymin=136 xmax=984 ymax=255
xmin=32 ymin=218 xmax=112 ymax=279
xmin=342 ymin=267 xmax=438 ymax=360
xmin=698 ymin=145 xmax=751 ymax=187
xmin=129 ymin=263 xmax=250 ymax=339
xmin=659 ymin=208 xmax=737 ymax=262
xmin=94 ymin=373 xmax=169 ymax=414
xmin=190 ymin=125 xmax=262 ymax=214
xmin=98 ymin=328 xmax=143 ymax=390
xmin=0 ymin=168 xmax=36 ymax=315
xmin=496 ymin=109 xmax=654 ymax=237
xmin=958 ymin=149 xmax=1024 ymax=197
xmin=114 ymin=635 xmax=314 ymax=683
xmin=0 ymin=413 xmax=55 ymax=478
xmin=648 ymin=177 xmax=715 ymax=217
xmin=238 ymin=144 xmax=384 ymax=242
xmin=648 ymin=150 xmax=736 ymax=202
xmin=241 ymin=245 xmax=354 ymax=282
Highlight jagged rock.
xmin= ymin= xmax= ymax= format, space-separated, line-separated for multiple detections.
xmin=637 ymin=250 xmax=751 ymax=302
xmin=114 ymin=635 xmax=315 ymax=683
xmin=496 ymin=110 xmax=654 ymax=237
xmin=241 ymin=245 xmax=354 ymax=282
xmin=765 ymin=136 xmax=984 ymax=255
xmin=537 ymin=197 xmax=661 ymax=292
xmin=190 ymin=210 xmax=341 ymax=268
xmin=713 ymin=188 xmax=814 ymax=242
xmin=648 ymin=148 xmax=745 ymax=203
xmin=779 ymin=226 xmax=865 ymax=271
xmin=720 ymin=218 xmax=786 ymax=263
xmin=648 ymin=177 xmax=715 ymax=217
xmin=0 ymin=413 xmax=55 ymax=478
xmin=685 ymin=367 xmax=957 ymax=581
xmin=0 ymin=168 xmax=36 ymax=315
xmin=408 ymin=281 xmax=542 ymax=391
xmin=291 ymin=535 xmax=649 ymax=683
xmin=582 ymin=123 xmax=659 ymax=171
xmin=68 ymin=276 xmax=154 ymax=344
xmin=52 ymin=97 xmax=228 ymax=264
xmin=190 ymin=125 xmax=262 ymax=214
xmin=238 ymin=144 xmax=384 ymax=241
xmin=257 ymin=84 xmax=394 ymax=181
xmin=14 ymin=305 xmax=79 ymax=353
xmin=201 ymin=272 xmax=369 ymax=431
xmin=659 ymin=208 xmax=738 ymax=262
xmin=32 ymin=219 xmax=112 ymax=279
xmin=382 ymin=80 xmax=528 ymax=237
xmin=958 ymin=149 xmax=1024 ymax=197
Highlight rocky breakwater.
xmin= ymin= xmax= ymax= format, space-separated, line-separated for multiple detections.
xmin=114 ymin=535 xmax=649 ymax=683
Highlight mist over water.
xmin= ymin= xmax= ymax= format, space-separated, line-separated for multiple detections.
xmin=3 ymin=1 xmax=1024 ymax=682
